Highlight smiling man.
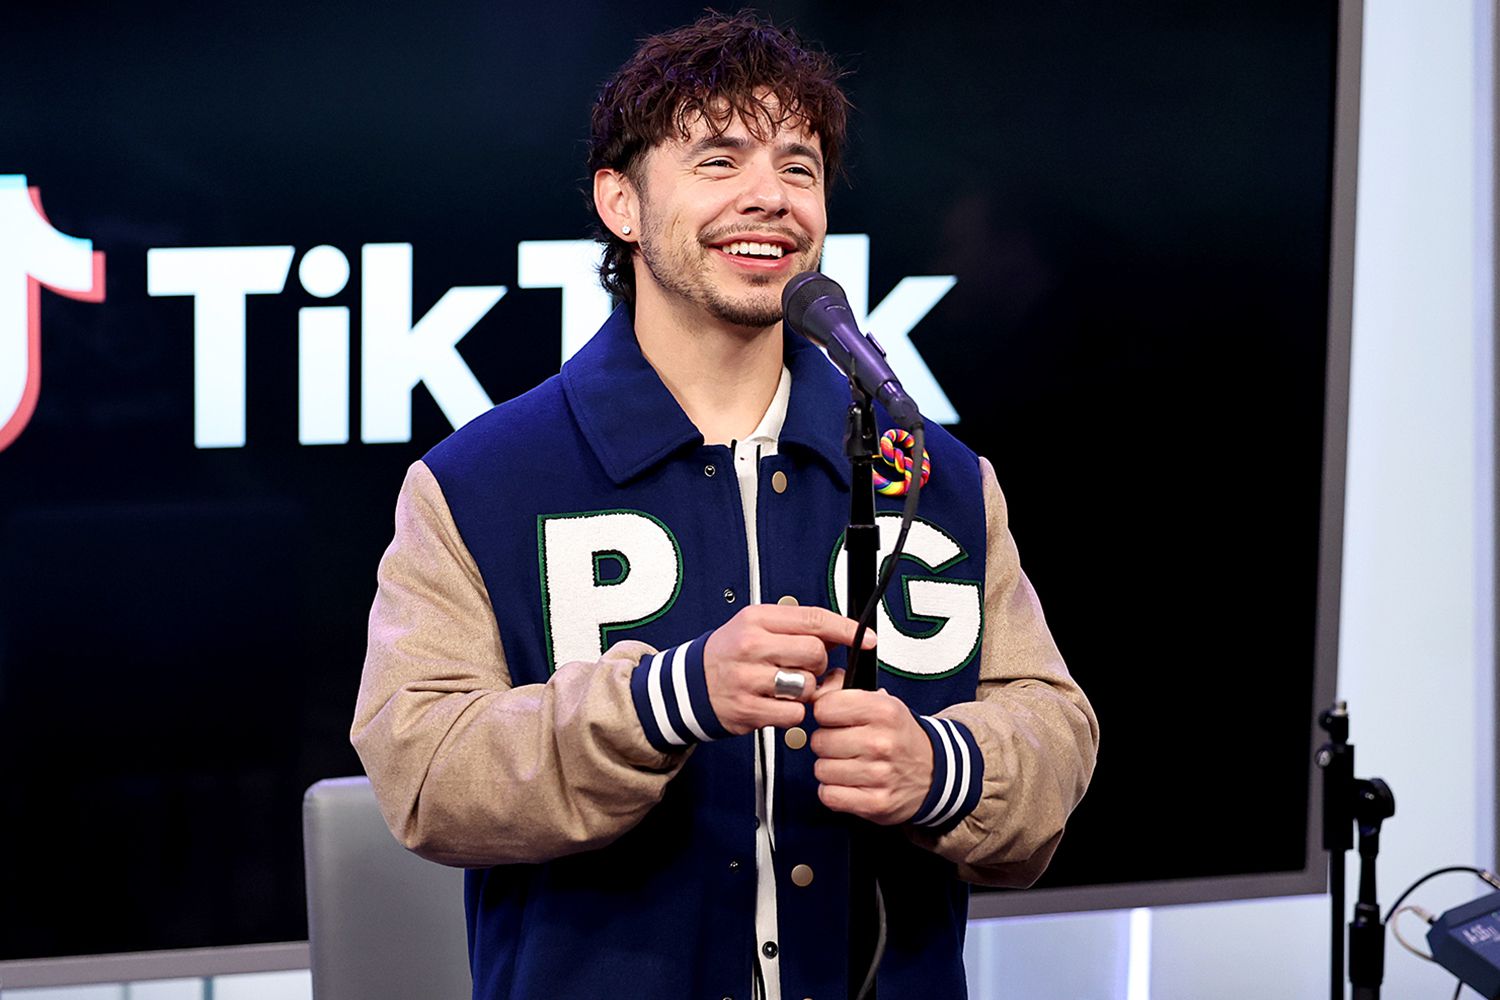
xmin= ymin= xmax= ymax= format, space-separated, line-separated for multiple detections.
xmin=353 ymin=12 xmax=1098 ymax=1000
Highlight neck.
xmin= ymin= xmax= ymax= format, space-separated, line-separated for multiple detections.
xmin=632 ymin=289 xmax=785 ymax=446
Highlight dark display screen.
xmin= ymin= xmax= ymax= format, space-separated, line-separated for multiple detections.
xmin=0 ymin=0 xmax=1339 ymax=959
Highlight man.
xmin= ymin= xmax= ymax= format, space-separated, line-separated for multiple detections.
xmin=353 ymin=12 xmax=1097 ymax=1000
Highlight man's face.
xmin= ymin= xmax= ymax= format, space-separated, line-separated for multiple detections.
xmin=631 ymin=106 xmax=828 ymax=330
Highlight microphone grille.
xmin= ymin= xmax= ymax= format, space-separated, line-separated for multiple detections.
xmin=781 ymin=271 xmax=846 ymax=334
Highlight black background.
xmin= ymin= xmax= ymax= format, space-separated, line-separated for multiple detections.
xmin=0 ymin=0 xmax=1335 ymax=958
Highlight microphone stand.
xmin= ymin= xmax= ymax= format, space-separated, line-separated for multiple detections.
xmin=1316 ymin=703 xmax=1396 ymax=1000
xmin=1317 ymin=704 xmax=1353 ymax=1000
xmin=844 ymin=382 xmax=880 ymax=1000
xmin=1349 ymin=777 xmax=1395 ymax=1000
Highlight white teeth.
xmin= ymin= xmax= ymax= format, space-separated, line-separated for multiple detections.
xmin=723 ymin=241 xmax=785 ymax=259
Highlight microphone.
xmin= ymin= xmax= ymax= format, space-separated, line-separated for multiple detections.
xmin=781 ymin=272 xmax=923 ymax=428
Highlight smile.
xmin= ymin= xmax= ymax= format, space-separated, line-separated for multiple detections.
xmin=718 ymin=240 xmax=785 ymax=259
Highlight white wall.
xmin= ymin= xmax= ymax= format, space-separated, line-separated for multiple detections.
xmin=966 ymin=1 xmax=1497 ymax=997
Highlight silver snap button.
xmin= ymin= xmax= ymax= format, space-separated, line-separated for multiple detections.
xmin=704 ymin=464 xmax=716 ymax=477
xmin=723 ymin=588 xmax=736 ymax=603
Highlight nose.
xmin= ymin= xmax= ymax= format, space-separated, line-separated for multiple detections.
xmin=735 ymin=157 xmax=790 ymax=218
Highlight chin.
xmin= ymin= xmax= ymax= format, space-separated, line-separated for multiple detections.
xmin=708 ymin=298 xmax=783 ymax=330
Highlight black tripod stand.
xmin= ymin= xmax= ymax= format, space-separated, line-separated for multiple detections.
xmin=1317 ymin=702 xmax=1397 ymax=1000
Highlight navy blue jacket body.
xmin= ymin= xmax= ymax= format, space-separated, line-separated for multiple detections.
xmin=422 ymin=307 xmax=990 ymax=1000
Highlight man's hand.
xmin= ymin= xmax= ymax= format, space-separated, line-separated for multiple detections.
xmin=703 ymin=605 xmax=875 ymax=734
xmin=810 ymin=679 xmax=935 ymax=826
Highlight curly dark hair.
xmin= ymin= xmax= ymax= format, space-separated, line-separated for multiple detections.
xmin=587 ymin=10 xmax=850 ymax=305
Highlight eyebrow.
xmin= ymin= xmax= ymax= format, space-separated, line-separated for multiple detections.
xmin=684 ymin=134 xmax=824 ymax=170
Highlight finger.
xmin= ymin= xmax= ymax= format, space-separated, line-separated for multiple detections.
xmin=817 ymin=783 xmax=900 ymax=824
xmin=806 ymin=722 xmax=869 ymax=760
xmin=745 ymin=698 xmax=807 ymax=730
xmin=818 ymin=782 xmax=857 ymax=816
xmin=759 ymin=606 xmax=878 ymax=649
xmin=813 ymin=756 xmax=889 ymax=788
xmin=813 ymin=668 xmax=845 ymax=698
xmin=812 ymin=688 xmax=901 ymax=729
xmin=723 ymin=631 xmax=828 ymax=677
xmin=766 ymin=634 xmax=831 ymax=676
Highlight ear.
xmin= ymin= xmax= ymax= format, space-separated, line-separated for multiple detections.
xmin=593 ymin=168 xmax=639 ymax=241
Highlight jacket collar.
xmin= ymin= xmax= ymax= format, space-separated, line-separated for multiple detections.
xmin=561 ymin=305 xmax=851 ymax=485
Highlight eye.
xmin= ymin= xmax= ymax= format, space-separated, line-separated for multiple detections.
xmin=700 ymin=157 xmax=735 ymax=170
xmin=783 ymin=164 xmax=819 ymax=183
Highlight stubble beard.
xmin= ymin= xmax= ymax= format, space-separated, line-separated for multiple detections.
xmin=638 ymin=217 xmax=818 ymax=331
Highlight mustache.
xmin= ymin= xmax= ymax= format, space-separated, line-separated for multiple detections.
xmin=698 ymin=226 xmax=816 ymax=254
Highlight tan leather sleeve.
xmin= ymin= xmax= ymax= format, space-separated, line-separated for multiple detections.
xmin=351 ymin=461 xmax=689 ymax=868
xmin=906 ymin=456 xmax=1099 ymax=887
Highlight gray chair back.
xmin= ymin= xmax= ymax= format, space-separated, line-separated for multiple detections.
xmin=303 ymin=777 xmax=471 ymax=1000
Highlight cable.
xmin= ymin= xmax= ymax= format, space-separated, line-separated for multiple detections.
xmin=854 ymin=881 xmax=888 ymax=1000
xmin=1387 ymin=905 xmax=1435 ymax=962
xmin=1384 ymin=866 xmax=1499 ymax=924
xmin=1380 ymin=867 xmax=1498 ymax=1000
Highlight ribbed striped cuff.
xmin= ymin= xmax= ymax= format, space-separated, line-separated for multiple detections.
xmin=630 ymin=633 xmax=733 ymax=752
xmin=910 ymin=714 xmax=984 ymax=831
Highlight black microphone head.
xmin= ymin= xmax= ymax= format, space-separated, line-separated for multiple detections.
xmin=781 ymin=271 xmax=848 ymax=346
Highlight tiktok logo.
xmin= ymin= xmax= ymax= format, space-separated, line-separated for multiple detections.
xmin=0 ymin=175 xmax=106 ymax=452
xmin=146 ymin=235 xmax=960 ymax=450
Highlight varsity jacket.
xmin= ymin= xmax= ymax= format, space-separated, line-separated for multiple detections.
xmin=352 ymin=306 xmax=1098 ymax=1000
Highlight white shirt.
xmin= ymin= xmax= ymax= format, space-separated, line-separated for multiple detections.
xmin=730 ymin=366 xmax=792 ymax=1000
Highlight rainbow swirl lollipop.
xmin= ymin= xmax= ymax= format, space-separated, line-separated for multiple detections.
xmin=872 ymin=428 xmax=931 ymax=497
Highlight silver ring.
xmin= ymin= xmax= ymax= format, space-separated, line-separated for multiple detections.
xmin=772 ymin=669 xmax=807 ymax=700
